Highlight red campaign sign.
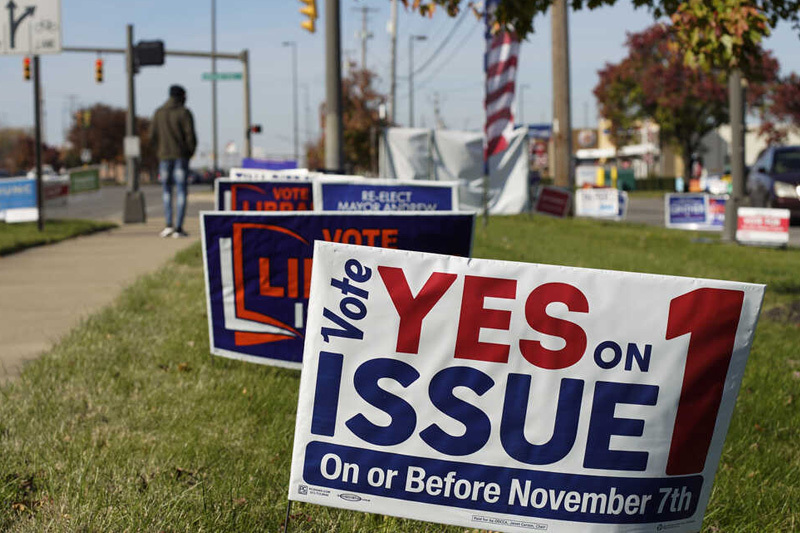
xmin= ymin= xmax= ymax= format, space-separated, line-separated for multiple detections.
xmin=737 ymin=214 xmax=789 ymax=232
xmin=736 ymin=207 xmax=790 ymax=247
xmin=43 ymin=181 xmax=69 ymax=200
xmin=535 ymin=186 xmax=571 ymax=218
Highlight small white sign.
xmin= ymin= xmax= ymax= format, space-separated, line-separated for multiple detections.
xmin=736 ymin=207 xmax=790 ymax=247
xmin=0 ymin=0 xmax=61 ymax=55
xmin=123 ymin=136 xmax=141 ymax=158
xmin=575 ymin=188 xmax=626 ymax=220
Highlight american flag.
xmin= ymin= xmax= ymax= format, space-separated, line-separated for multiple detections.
xmin=484 ymin=0 xmax=520 ymax=161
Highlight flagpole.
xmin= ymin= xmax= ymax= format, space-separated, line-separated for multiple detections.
xmin=483 ymin=3 xmax=490 ymax=228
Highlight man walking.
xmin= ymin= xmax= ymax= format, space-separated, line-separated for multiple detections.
xmin=149 ymin=85 xmax=197 ymax=238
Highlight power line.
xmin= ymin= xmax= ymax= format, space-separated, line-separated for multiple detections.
xmin=412 ymin=7 xmax=471 ymax=76
xmin=409 ymin=18 xmax=480 ymax=95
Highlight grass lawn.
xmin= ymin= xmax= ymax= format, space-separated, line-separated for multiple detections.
xmin=0 ymin=215 xmax=798 ymax=531
xmin=0 ymin=219 xmax=117 ymax=256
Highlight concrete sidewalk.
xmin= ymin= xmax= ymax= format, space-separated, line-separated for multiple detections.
xmin=0 ymin=191 xmax=214 ymax=383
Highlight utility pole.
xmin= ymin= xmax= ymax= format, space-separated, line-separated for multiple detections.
xmin=242 ymin=49 xmax=252 ymax=159
xmin=432 ymin=92 xmax=445 ymax=129
xmin=723 ymin=69 xmax=745 ymax=242
xmin=283 ymin=41 xmax=299 ymax=163
xmin=325 ymin=0 xmax=344 ymax=171
xmin=123 ymin=24 xmax=146 ymax=223
xmin=33 ymin=55 xmax=43 ymax=231
xmin=302 ymin=83 xmax=312 ymax=148
xmin=519 ymin=83 xmax=530 ymax=126
xmin=551 ymin=0 xmax=573 ymax=189
xmin=353 ymin=5 xmax=377 ymax=71
xmin=389 ymin=0 xmax=398 ymax=123
xmin=211 ymin=0 xmax=219 ymax=172
xmin=408 ymin=34 xmax=427 ymax=127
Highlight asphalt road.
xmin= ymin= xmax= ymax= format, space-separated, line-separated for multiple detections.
xmin=45 ymin=183 xmax=215 ymax=223
xmin=46 ymin=184 xmax=800 ymax=247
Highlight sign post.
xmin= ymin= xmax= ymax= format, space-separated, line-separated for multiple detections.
xmin=2 ymin=0 xmax=62 ymax=230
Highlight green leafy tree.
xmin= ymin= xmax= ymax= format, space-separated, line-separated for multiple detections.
xmin=401 ymin=0 xmax=799 ymax=69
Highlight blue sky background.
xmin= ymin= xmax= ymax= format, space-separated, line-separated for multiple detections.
xmin=1 ymin=0 xmax=799 ymax=163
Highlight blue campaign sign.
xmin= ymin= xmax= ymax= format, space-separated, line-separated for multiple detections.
xmin=665 ymin=194 xmax=707 ymax=229
xmin=0 ymin=177 xmax=36 ymax=214
xmin=214 ymin=179 xmax=314 ymax=211
xmin=315 ymin=179 xmax=458 ymax=212
xmin=665 ymin=194 xmax=726 ymax=231
xmin=201 ymin=211 xmax=474 ymax=368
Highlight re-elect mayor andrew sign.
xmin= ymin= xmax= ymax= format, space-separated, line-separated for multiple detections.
xmin=201 ymin=212 xmax=474 ymax=368
xmin=289 ymin=242 xmax=765 ymax=532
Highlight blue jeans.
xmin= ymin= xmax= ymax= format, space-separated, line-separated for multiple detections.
xmin=159 ymin=159 xmax=189 ymax=230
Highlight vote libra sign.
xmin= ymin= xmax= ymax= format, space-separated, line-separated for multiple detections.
xmin=289 ymin=242 xmax=765 ymax=533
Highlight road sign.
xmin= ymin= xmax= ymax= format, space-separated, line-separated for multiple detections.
xmin=202 ymin=72 xmax=242 ymax=81
xmin=0 ymin=0 xmax=61 ymax=55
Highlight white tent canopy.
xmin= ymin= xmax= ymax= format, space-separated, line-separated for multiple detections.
xmin=380 ymin=127 xmax=529 ymax=214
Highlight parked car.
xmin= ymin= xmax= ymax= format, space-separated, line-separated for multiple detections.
xmin=747 ymin=145 xmax=800 ymax=216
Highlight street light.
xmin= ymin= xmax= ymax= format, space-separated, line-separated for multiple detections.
xmin=283 ymin=41 xmax=299 ymax=164
xmin=408 ymin=34 xmax=427 ymax=127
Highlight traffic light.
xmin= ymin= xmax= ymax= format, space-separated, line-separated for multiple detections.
xmin=82 ymin=110 xmax=92 ymax=128
xmin=23 ymin=56 xmax=31 ymax=81
xmin=250 ymin=124 xmax=262 ymax=134
xmin=95 ymin=58 xmax=104 ymax=83
xmin=299 ymin=0 xmax=317 ymax=33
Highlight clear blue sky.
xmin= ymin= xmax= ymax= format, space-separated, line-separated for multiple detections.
xmin=1 ymin=0 xmax=799 ymax=163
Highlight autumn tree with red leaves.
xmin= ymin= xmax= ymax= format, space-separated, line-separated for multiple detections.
xmin=594 ymin=23 xmax=779 ymax=175
xmin=307 ymin=65 xmax=389 ymax=174
xmin=65 ymin=104 xmax=157 ymax=174
xmin=756 ymin=74 xmax=800 ymax=144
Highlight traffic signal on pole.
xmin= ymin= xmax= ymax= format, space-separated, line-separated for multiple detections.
xmin=250 ymin=124 xmax=262 ymax=134
xmin=83 ymin=110 xmax=92 ymax=128
xmin=23 ymin=57 xmax=31 ymax=81
xmin=95 ymin=58 xmax=104 ymax=83
xmin=299 ymin=0 xmax=317 ymax=33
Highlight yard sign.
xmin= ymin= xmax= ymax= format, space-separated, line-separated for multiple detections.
xmin=289 ymin=243 xmax=764 ymax=532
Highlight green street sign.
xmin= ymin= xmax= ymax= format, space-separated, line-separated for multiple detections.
xmin=202 ymin=72 xmax=243 ymax=81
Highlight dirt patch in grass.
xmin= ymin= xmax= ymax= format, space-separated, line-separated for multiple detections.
xmin=764 ymin=299 xmax=800 ymax=325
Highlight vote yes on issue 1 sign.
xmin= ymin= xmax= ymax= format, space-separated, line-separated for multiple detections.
xmin=289 ymin=243 xmax=765 ymax=532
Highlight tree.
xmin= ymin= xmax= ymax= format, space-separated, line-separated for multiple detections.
xmin=401 ymin=0 xmax=799 ymax=50
xmin=307 ymin=65 xmax=389 ymax=174
xmin=0 ymin=127 xmax=60 ymax=174
xmin=593 ymin=23 xmax=778 ymax=175
xmin=756 ymin=73 xmax=800 ymax=144
xmin=64 ymin=104 xmax=157 ymax=174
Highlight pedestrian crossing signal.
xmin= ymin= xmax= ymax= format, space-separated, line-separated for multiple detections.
xmin=23 ymin=57 xmax=31 ymax=81
xmin=95 ymin=58 xmax=104 ymax=83
xmin=299 ymin=0 xmax=317 ymax=33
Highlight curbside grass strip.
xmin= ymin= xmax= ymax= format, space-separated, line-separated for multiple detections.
xmin=0 ymin=219 xmax=118 ymax=257
xmin=0 ymin=215 xmax=797 ymax=531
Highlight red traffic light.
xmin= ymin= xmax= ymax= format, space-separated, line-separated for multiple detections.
xmin=95 ymin=58 xmax=104 ymax=83
xmin=23 ymin=56 xmax=31 ymax=81
xmin=250 ymin=124 xmax=262 ymax=134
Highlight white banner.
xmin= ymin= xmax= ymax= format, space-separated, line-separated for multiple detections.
xmin=289 ymin=242 xmax=764 ymax=532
